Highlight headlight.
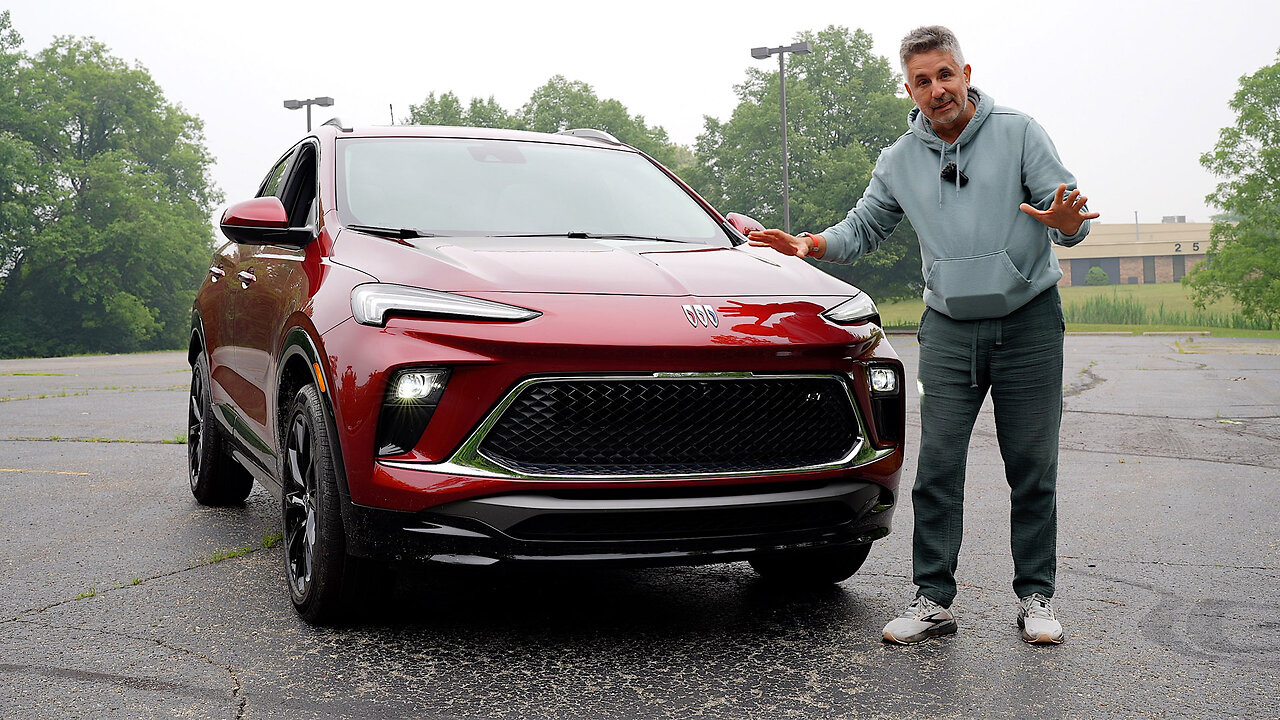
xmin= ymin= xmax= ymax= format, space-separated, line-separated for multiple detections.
xmin=822 ymin=293 xmax=880 ymax=326
xmin=351 ymin=283 xmax=541 ymax=327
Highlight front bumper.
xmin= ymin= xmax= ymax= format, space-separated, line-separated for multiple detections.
xmin=343 ymin=477 xmax=895 ymax=567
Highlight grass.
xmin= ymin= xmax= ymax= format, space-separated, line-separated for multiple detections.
xmin=877 ymin=282 xmax=1280 ymax=338
xmin=0 ymin=371 xmax=76 ymax=376
xmin=209 ymin=545 xmax=255 ymax=563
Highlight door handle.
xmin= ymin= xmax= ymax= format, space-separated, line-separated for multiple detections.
xmin=237 ymin=269 xmax=256 ymax=288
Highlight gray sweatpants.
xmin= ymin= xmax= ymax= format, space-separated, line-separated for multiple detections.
xmin=913 ymin=287 xmax=1065 ymax=607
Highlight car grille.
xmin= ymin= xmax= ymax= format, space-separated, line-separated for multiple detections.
xmin=477 ymin=376 xmax=861 ymax=476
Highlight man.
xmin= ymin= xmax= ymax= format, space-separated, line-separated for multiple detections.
xmin=748 ymin=25 xmax=1097 ymax=645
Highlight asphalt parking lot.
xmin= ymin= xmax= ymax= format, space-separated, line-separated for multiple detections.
xmin=1 ymin=335 xmax=1277 ymax=719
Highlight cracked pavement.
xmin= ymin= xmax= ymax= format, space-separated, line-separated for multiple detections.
xmin=1 ymin=338 xmax=1277 ymax=719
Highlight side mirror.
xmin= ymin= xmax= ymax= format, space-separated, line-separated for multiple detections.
xmin=725 ymin=212 xmax=765 ymax=236
xmin=221 ymin=197 xmax=313 ymax=246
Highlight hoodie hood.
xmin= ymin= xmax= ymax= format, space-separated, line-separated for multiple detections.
xmin=908 ymin=87 xmax=995 ymax=206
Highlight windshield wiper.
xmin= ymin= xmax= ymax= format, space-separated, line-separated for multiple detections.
xmin=489 ymin=231 xmax=682 ymax=243
xmin=347 ymin=224 xmax=436 ymax=239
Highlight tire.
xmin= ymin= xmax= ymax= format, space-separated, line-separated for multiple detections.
xmin=749 ymin=543 xmax=872 ymax=585
xmin=281 ymin=384 xmax=352 ymax=624
xmin=188 ymin=353 xmax=253 ymax=506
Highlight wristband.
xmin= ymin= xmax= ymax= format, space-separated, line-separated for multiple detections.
xmin=797 ymin=232 xmax=818 ymax=256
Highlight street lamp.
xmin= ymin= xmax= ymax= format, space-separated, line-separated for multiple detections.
xmin=750 ymin=41 xmax=812 ymax=234
xmin=282 ymin=96 xmax=335 ymax=132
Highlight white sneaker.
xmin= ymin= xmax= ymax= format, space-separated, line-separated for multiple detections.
xmin=882 ymin=594 xmax=957 ymax=645
xmin=1017 ymin=593 xmax=1064 ymax=644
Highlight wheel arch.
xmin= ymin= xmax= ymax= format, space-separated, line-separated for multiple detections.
xmin=188 ymin=311 xmax=206 ymax=366
xmin=277 ymin=326 xmax=352 ymax=501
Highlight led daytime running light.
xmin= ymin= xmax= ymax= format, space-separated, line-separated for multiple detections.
xmin=352 ymin=283 xmax=540 ymax=327
xmin=821 ymin=293 xmax=879 ymax=325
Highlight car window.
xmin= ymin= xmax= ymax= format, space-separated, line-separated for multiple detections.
xmin=336 ymin=137 xmax=728 ymax=244
xmin=257 ymin=151 xmax=294 ymax=199
xmin=280 ymin=144 xmax=317 ymax=227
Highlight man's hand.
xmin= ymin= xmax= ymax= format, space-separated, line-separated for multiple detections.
xmin=747 ymin=229 xmax=822 ymax=258
xmin=1020 ymin=183 xmax=1100 ymax=236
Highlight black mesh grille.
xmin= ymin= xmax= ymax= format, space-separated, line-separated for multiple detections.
xmin=478 ymin=376 xmax=860 ymax=475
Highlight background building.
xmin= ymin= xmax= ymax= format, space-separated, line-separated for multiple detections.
xmin=1055 ymin=218 xmax=1211 ymax=286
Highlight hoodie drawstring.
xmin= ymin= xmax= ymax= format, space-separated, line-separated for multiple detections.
xmin=938 ymin=149 xmax=946 ymax=208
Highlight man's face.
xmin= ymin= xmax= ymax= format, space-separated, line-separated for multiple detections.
xmin=904 ymin=49 xmax=973 ymax=135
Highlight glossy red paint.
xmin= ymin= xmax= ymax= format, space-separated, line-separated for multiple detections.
xmin=191 ymin=124 xmax=906 ymax=586
xmin=220 ymin=196 xmax=290 ymax=227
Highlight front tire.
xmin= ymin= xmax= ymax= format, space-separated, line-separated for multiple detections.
xmin=188 ymin=353 xmax=253 ymax=506
xmin=281 ymin=384 xmax=350 ymax=623
xmin=749 ymin=543 xmax=872 ymax=585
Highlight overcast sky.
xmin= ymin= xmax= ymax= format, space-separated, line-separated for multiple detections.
xmin=7 ymin=0 xmax=1279 ymax=226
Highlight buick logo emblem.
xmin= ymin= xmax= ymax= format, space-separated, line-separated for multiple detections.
xmin=682 ymin=304 xmax=719 ymax=328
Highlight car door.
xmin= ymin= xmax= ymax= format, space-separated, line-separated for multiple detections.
xmin=231 ymin=142 xmax=319 ymax=471
xmin=219 ymin=148 xmax=298 ymax=471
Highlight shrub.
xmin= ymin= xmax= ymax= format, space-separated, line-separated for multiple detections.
xmin=1084 ymin=266 xmax=1110 ymax=286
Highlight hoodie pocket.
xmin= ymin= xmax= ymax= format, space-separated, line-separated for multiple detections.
xmin=925 ymin=250 xmax=1031 ymax=320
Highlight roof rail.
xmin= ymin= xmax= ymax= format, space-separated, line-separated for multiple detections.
xmin=321 ymin=117 xmax=352 ymax=132
xmin=557 ymin=128 xmax=622 ymax=145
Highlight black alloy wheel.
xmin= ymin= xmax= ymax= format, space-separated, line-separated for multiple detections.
xmin=749 ymin=543 xmax=873 ymax=585
xmin=282 ymin=384 xmax=349 ymax=623
xmin=188 ymin=353 xmax=253 ymax=506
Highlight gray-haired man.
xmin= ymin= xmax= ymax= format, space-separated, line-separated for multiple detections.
xmin=749 ymin=25 xmax=1097 ymax=644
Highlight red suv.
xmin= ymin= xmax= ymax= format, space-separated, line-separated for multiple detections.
xmin=188 ymin=124 xmax=904 ymax=622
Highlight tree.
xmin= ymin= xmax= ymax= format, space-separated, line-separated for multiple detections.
xmin=0 ymin=22 xmax=221 ymax=358
xmin=685 ymin=26 xmax=922 ymax=301
xmin=1085 ymin=266 xmax=1110 ymax=286
xmin=1184 ymin=51 xmax=1280 ymax=323
xmin=406 ymin=77 xmax=686 ymax=170
xmin=407 ymin=91 xmax=519 ymax=130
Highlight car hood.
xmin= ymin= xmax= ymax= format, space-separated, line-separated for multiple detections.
xmin=335 ymin=232 xmax=861 ymax=298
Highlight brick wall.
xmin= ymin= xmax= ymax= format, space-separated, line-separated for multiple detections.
xmin=1119 ymin=257 xmax=1144 ymax=284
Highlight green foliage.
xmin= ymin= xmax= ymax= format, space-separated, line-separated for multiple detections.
xmin=1184 ymin=50 xmax=1280 ymax=323
xmin=1085 ymin=266 xmax=1110 ymax=286
xmin=685 ymin=26 xmax=922 ymax=300
xmin=408 ymin=91 xmax=520 ymax=130
xmin=0 ymin=16 xmax=220 ymax=358
xmin=406 ymin=77 xmax=684 ymax=169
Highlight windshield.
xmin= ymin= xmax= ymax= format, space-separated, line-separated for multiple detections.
xmin=336 ymin=137 xmax=729 ymax=244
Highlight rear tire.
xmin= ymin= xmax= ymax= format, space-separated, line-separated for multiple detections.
xmin=188 ymin=353 xmax=253 ymax=506
xmin=749 ymin=543 xmax=872 ymax=585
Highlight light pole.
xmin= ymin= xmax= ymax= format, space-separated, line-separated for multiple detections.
xmin=282 ymin=96 xmax=335 ymax=132
xmin=751 ymin=41 xmax=812 ymax=234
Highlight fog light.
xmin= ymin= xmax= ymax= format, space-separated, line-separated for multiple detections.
xmin=394 ymin=370 xmax=447 ymax=402
xmin=379 ymin=368 xmax=450 ymax=456
xmin=869 ymin=367 xmax=898 ymax=394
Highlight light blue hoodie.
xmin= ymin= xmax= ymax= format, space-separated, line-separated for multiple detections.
xmin=820 ymin=87 xmax=1089 ymax=320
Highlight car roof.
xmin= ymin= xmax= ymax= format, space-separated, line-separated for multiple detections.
xmin=310 ymin=124 xmax=635 ymax=151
